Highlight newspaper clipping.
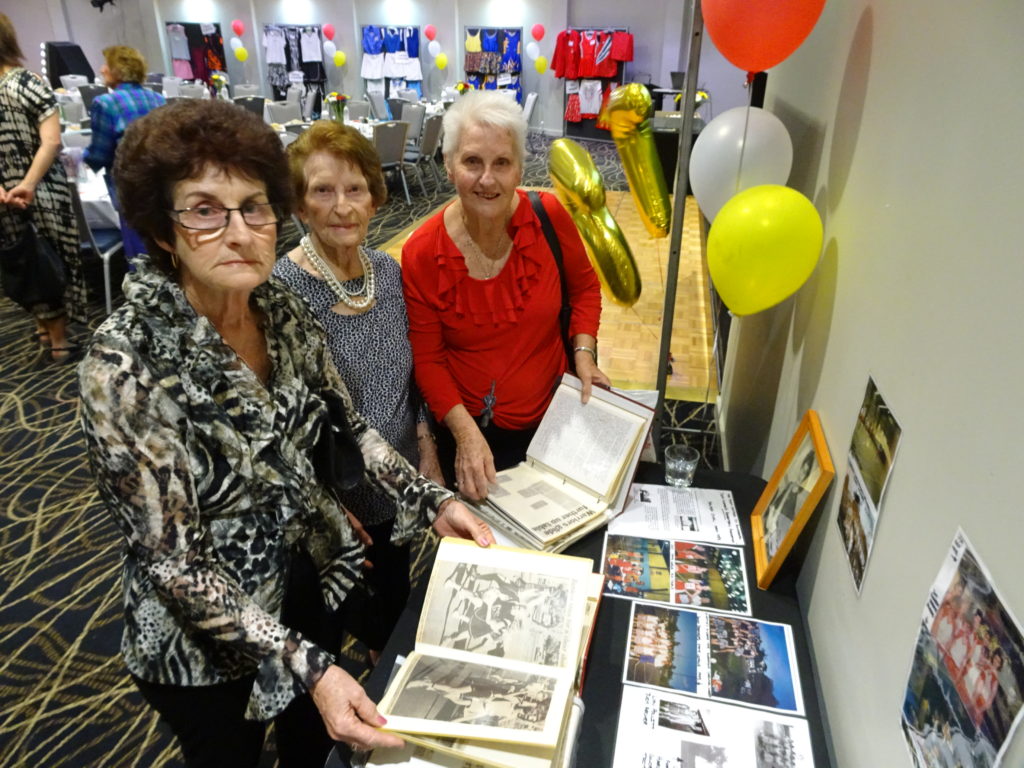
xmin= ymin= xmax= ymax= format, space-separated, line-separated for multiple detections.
xmin=901 ymin=529 xmax=1024 ymax=768
xmin=612 ymin=684 xmax=814 ymax=767
xmin=609 ymin=484 xmax=743 ymax=546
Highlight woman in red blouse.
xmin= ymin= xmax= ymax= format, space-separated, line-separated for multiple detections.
xmin=402 ymin=90 xmax=610 ymax=500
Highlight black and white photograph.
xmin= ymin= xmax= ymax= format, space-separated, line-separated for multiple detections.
xmin=761 ymin=433 xmax=818 ymax=562
xmin=389 ymin=655 xmax=558 ymax=733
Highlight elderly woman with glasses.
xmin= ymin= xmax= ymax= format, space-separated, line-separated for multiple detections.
xmin=77 ymin=99 xmax=491 ymax=768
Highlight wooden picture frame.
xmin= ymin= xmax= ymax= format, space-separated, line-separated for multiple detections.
xmin=751 ymin=410 xmax=835 ymax=589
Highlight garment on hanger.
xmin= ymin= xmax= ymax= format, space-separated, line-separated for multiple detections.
xmin=595 ymin=31 xmax=617 ymax=78
xmin=578 ymin=31 xmax=599 ymax=78
xmin=264 ymin=26 xmax=287 ymax=65
xmin=465 ymin=28 xmax=482 ymax=53
xmin=363 ymin=25 xmax=384 ymax=54
xmin=578 ymin=79 xmax=603 ymax=117
xmin=167 ymin=24 xmax=189 ymax=60
xmin=552 ymin=29 xmax=580 ymax=80
xmin=300 ymin=28 xmax=322 ymax=63
xmin=401 ymin=27 xmax=419 ymax=59
xmin=611 ymin=31 xmax=633 ymax=61
xmin=500 ymin=29 xmax=521 ymax=73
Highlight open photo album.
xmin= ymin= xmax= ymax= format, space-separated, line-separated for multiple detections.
xmin=476 ymin=374 xmax=655 ymax=552
xmin=377 ymin=539 xmax=598 ymax=749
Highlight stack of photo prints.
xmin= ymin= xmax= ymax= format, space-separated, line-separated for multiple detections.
xmin=601 ymin=503 xmax=817 ymax=767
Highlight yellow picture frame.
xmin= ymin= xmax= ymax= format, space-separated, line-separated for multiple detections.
xmin=751 ymin=410 xmax=835 ymax=590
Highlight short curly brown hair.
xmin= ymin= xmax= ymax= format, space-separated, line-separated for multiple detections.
xmin=287 ymin=120 xmax=387 ymax=210
xmin=114 ymin=99 xmax=293 ymax=273
xmin=102 ymin=45 xmax=146 ymax=84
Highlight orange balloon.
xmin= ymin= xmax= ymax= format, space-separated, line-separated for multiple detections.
xmin=703 ymin=0 xmax=826 ymax=72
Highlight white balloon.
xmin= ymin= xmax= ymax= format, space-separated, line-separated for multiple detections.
xmin=323 ymin=40 xmax=337 ymax=57
xmin=689 ymin=106 xmax=793 ymax=223
xmin=525 ymin=41 xmax=540 ymax=60
xmin=229 ymin=36 xmax=243 ymax=51
xmin=427 ymin=39 xmax=441 ymax=58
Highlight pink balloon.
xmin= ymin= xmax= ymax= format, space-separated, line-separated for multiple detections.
xmin=322 ymin=23 xmax=335 ymax=41
xmin=231 ymin=19 xmax=244 ymax=37
xmin=424 ymin=24 xmax=437 ymax=41
xmin=531 ymin=24 xmax=545 ymax=41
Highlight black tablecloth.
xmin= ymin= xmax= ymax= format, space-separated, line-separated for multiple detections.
xmin=328 ymin=464 xmax=832 ymax=767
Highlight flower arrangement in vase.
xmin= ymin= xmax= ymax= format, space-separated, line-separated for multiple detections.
xmin=326 ymin=92 xmax=349 ymax=121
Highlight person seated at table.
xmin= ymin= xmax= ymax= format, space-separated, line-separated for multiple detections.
xmin=401 ymin=90 xmax=611 ymax=500
xmin=0 ymin=12 xmax=86 ymax=362
xmin=78 ymin=98 xmax=492 ymax=767
xmin=82 ymin=45 xmax=165 ymax=260
xmin=273 ymin=121 xmax=443 ymax=658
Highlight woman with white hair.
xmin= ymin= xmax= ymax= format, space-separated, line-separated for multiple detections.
xmin=401 ymin=90 xmax=610 ymax=500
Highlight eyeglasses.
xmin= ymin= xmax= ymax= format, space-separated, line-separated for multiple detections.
xmin=168 ymin=202 xmax=282 ymax=230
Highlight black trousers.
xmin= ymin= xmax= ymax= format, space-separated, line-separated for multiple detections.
xmin=350 ymin=517 xmax=410 ymax=652
xmin=133 ymin=549 xmax=345 ymax=768
xmin=434 ymin=419 xmax=538 ymax=489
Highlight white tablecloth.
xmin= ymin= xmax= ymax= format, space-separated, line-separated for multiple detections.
xmin=77 ymin=168 xmax=119 ymax=230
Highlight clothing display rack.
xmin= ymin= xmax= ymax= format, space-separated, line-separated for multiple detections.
xmin=461 ymin=27 xmax=523 ymax=104
xmin=359 ymin=25 xmax=424 ymax=105
xmin=553 ymin=26 xmax=633 ymax=142
xmin=262 ymin=24 xmax=326 ymax=118
xmin=165 ymin=21 xmax=225 ymax=90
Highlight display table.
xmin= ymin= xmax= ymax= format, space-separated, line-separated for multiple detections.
xmin=327 ymin=465 xmax=832 ymax=767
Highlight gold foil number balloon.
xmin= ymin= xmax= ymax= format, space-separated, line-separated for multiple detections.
xmin=607 ymin=83 xmax=671 ymax=238
xmin=548 ymin=138 xmax=641 ymax=306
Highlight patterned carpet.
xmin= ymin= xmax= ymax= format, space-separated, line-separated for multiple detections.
xmin=0 ymin=135 xmax=712 ymax=767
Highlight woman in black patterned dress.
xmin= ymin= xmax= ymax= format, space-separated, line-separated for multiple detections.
xmin=78 ymin=99 xmax=492 ymax=767
xmin=0 ymin=14 xmax=86 ymax=360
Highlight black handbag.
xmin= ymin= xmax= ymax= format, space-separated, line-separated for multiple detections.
xmin=312 ymin=389 xmax=366 ymax=498
xmin=0 ymin=212 xmax=67 ymax=311
xmin=528 ymin=190 xmax=577 ymax=374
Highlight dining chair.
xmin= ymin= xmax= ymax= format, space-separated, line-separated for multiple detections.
xmin=386 ymin=97 xmax=407 ymax=121
xmin=60 ymin=101 xmax=87 ymax=126
xmin=285 ymin=85 xmax=303 ymax=106
xmin=523 ymin=92 xmax=540 ymax=152
xmin=374 ymin=121 xmax=412 ymax=205
xmin=60 ymin=129 xmax=91 ymax=148
xmin=142 ymin=83 xmax=163 ymax=94
xmin=178 ymin=83 xmax=207 ymax=99
xmin=266 ymin=100 xmax=303 ymax=124
xmin=400 ymin=102 xmax=426 ymax=149
xmin=234 ymin=96 xmax=266 ymax=119
xmin=233 ymin=83 xmax=261 ymax=98
xmin=347 ymin=100 xmax=371 ymax=121
xmin=396 ymin=88 xmax=419 ymax=102
xmin=70 ymin=184 xmax=124 ymax=314
xmin=367 ymin=92 xmax=388 ymax=121
xmin=407 ymin=113 xmax=444 ymax=185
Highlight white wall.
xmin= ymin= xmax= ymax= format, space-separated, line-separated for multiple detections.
xmin=719 ymin=0 xmax=1024 ymax=765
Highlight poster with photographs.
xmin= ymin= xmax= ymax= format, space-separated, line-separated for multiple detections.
xmin=901 ymin=529 xmax=1024 ymax=768
xmin=601 ymin=534 xmax=750 ymax=615
xmin=837 ymin=376 xmax=902 ymax=592
xmin=623 ymin=603 xmax=804 ymax=715
xmin=612 ymin=684 xmax=815 ymax=767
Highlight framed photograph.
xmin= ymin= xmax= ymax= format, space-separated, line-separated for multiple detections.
xmin=751 ymin=410 xmax=835 ymax=589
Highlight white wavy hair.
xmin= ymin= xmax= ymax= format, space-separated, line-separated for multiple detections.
xmin=442 ymin=90 xmax=527 ymax=169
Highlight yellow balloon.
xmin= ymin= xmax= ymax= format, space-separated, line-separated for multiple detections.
xmin=549 ymin=138 xmax=642 ymax=306
xmin=607 ymin=83 xmax=671 ymax=238
xmin=707 ymin=184 xmax=823 ymax=315
xmin=234 ymin=46 xmax=249 ymax=63
xmin=333 ymin=50 xmax=346 ymax=67
xmin=535 ymin=55 xmax=548 ymax=74
xmin=436 ymin=52 xmax=448 ymax=70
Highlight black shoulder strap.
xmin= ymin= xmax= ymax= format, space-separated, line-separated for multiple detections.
xmin=527 ymin=191 xmax=575 ymax=373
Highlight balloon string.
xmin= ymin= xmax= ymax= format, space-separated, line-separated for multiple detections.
xmin=735 ymin=80 xmax=755 ymax=196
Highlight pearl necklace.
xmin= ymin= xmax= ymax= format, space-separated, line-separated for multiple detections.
xmin=300 ymin=235 xmax=375 ymax=310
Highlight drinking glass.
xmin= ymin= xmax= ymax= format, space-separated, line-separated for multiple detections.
xmin=664 ymin=444 xmax=700 ymax=487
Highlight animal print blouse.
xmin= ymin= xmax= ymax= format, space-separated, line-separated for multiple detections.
xmin=78 ymin=259 xmax=451 ymax=721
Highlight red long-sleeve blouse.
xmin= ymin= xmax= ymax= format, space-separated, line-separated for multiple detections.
xmin=402 ymin=189 xmax=602 ymax=431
